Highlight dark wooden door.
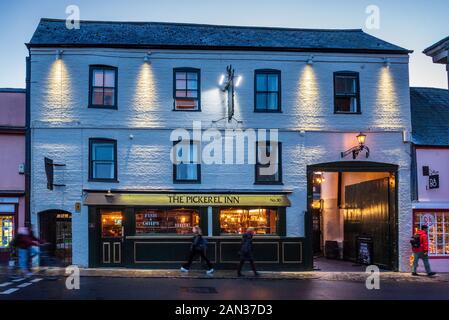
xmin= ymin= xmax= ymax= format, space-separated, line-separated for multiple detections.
xmin=99 ymin=210 xmax=124 ymax=266
xmin=344 ymin=177 xmax=392 ymax=268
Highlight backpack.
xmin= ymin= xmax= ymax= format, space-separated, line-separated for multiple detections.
xmin=410 ymin=233 xmax=421 ymax=248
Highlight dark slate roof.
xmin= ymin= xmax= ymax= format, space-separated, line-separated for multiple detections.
xmin=410 ymin=87 xmax=449 ymax=146
xmin=28 ymin=18 xmax=411 ymax=54
xmin=423 ymin=35 xmax=449 ymax=54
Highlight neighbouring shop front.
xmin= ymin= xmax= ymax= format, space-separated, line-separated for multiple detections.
xmin=85 ymin=191 xmax=307 ymax=270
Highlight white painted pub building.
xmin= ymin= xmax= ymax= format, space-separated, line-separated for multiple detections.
xmin=28 ymin=19 xmax=414 ymax=271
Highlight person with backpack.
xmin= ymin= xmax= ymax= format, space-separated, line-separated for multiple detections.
xmin=411 ymin=224 xmax=436 ymax=276
xmin=237 ymin=227 xmax=260 ymax=277
xmin=180 ymin=226 xmax=214 ymax=274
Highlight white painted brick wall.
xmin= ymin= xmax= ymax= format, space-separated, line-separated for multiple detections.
xmin=30 ymin=48 xmax=412 ymax=270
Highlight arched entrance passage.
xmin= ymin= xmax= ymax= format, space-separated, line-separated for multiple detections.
xmin=306 ymin=161 xmax=398 ymax=271
xmin=38 ymin=210 xmax=72 ymax=266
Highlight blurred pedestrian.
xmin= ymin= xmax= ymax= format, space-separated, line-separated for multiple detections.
xmin=10 ymin=226 xmax=37 ymax=277
xmin=180 ymin=226 xmax=214 ymax=274
xmin=237 ymin=227 xmax=259 ymax=277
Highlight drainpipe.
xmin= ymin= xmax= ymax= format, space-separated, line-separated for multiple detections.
xmin=25 ymin=52 xmax=31 ymax=226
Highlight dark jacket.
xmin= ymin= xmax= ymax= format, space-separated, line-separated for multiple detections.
xmin=239 ymin=232 xmax=254 ymax=260
xmin=10 ymin=233 xmax=35 ymax=250
xmin=412 ymin=230 xmax=429 ymax=253
xmin=191 ymin=234 xmax=206 ymax=251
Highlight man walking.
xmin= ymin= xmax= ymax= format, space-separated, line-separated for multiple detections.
xmin=411 ymin=224 xmax=436 ymax=276
xmin=237 ymin=227 xmax=259 ymax=277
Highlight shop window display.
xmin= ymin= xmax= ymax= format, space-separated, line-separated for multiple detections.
xmin=135 ymin=208 xmax=200 ymax=235
xmin=220 ymin=208 xmax=278 ymax=235
xmin=0 ymin=216 xmax=14 ymax=248
xmin=414 ymin=211 xmax=449 ymax=256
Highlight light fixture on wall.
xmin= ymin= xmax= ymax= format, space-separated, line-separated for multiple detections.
xmin=383 ymin=57 xmax=391 ymax=69
xmin=341 ymin=132 xmax=370 ymax=159
xmin=55 ymin=49 xmax=63 ymax=60
xmin=144 ymin=51 xmax=152 ymax=64
xmin=307 ymin=55 xmax=314 ymax=65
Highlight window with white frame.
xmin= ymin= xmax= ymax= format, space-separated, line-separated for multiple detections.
xmin=414 ymin=211 xmax=449 ymax=257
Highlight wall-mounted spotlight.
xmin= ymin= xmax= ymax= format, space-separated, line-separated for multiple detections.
xmin=341 ymin=132 xmax=370 ymax=159
xmin=144 ymin=51 xmax=152 ymax=64
xmin=55 ymin=49 xmax=63 ymax=60
xmin=383 ymin=57 xmax=391 ymax=69
xmin=307 ymin=55 xmax=314 ymax=65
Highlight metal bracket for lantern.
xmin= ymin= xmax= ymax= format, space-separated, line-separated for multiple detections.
xmin=212 ymin=65 xmax=242 ymax=126
xmin=44 ymin=157 xmax=66 ymax=190
xmin=341 ymin=133 xmax=370 ymax=159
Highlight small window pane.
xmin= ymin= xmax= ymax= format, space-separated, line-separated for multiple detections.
xmin=335 ymin=97 xmax=357 ymax=112
xmin=186 ymin=90 xmax=198 ymax=98
xmin=104 ymin=70 xmax=115 ymax=87
xmin=92 ymin=88 xmax=104 ymax=105
xmin=256 ymin=74 xmax=267 ymax=91
xmin=93 ymin=70 xmax=104 ymax=86
xmin=176 ymin=80 xmax=186 ymax=90
xmin=176 ymin=72 xmax=187 ymax=80
xmin=187 ymin=72 xmax=198 ymax=80
xmin=267 ymin=93 xmax=278 ymax=110
xmin=256 ymin=93 xmax=267 ymax=110
xmin=103 ymin=88 xmax=115 ymax=106
xmin=94 ymin=143 xmax=114 ymax=160
xmin=267 ymin=74 xmax=278 ymax=91
xmin=94 ymin=162 xmax=114 ymax=179
xmin=176 ymin=90 xmax=187 ymax=98
xmin=187 ymin=80 xmax=197 ymax=90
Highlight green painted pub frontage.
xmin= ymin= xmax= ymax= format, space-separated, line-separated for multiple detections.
xmin=86 ymin=190 xmax=309 ymax=270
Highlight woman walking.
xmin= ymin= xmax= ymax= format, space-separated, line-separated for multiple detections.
xmin=180 ymin=226 xmax=214 ymax=274
xmin=237 ymin=227 xmax=260 ymax=277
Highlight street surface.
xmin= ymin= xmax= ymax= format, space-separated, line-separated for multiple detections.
xmin=1 ymin=273 xmax=448 ymax=300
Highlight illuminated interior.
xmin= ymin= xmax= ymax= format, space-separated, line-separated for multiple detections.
xmin=0 ymin=216 xmax=14 ymax=248
xmin=101 ymin=210 xmax=123 ymax=238
xmin=219 ymin=208 xmax=278 ymax=235
xmin=135 ymin=208 xmax=200 ymax=235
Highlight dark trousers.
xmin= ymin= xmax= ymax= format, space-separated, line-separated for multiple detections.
xmin=238 ymin=258 xmax=257 ymax=274
xmin=183 ymin=249 xmax=213 ymax=270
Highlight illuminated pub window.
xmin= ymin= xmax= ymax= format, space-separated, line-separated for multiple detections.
xmin=101 ymin=211 xmax=123 ymax=238
xmin=220 ymin=208 xmax=278 ymax=235
xmin=414 ymin=211 xmax=449 ymax=257
xmin=135 ymin=208 xmax=200 ymax=235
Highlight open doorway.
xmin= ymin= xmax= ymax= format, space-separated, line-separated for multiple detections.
xmin=39 ymin=210 xmax=72 ymax=266
xmin=308 ymin=162 xmax=398 ymax=270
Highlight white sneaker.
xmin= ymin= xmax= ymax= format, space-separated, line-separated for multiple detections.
xmin=206 ymin=268 xmax=215 ymax=275
xmin=180 ymin=267 xmax=189 ymax=272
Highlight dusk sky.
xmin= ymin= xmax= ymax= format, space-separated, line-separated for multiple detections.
xmin=0 ymin=0 xmax=447 ymax=89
